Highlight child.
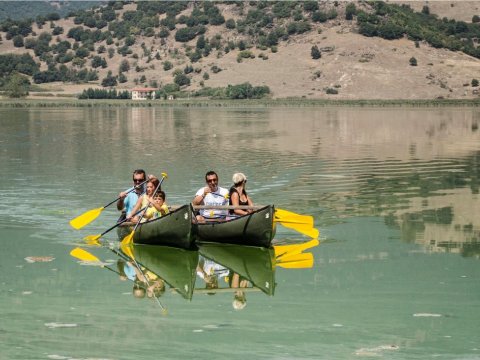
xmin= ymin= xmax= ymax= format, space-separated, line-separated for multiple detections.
xmin=145 ymin=190 xmax=169 ymax=220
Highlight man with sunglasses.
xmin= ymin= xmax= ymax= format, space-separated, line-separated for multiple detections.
xmin=193 ymin=170 xmax=229 ymax=222
xmin=117 ymin=169 xmax=147 ymax=221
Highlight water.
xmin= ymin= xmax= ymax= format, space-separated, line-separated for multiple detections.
xmin=0 ymin=106 xmax=479 ymax=359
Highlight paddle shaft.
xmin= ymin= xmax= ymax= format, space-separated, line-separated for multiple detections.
xmin=132 ymin=175 xmax=166 ymax=232
xmin=192 ymin=205 xmax=263 ymax=210
xmin=96 ymin=206 xmax=148 ymax=238
xmin=112 ymin=179 xmax=148 ymax=208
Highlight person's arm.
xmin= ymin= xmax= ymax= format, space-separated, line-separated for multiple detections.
xmin=192 ymin=187 xmax=209 ymax=205
xmin=246 ymin=195 xmax=254 ymax=213
xmin=231 ymin=191 xmax=249 ymax=216
xmin=117 ymin=191 xmax=127 ymax=210
xmin=127 ymin=196 xmax=142 ymax=219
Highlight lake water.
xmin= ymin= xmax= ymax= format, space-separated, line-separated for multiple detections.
xmin=1 ymin=106 xmax=479 ymax=359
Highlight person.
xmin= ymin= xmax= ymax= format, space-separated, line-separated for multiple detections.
xmin=127 ymin=178 xmax=168 ymax=223
xmin=228 ymin=172 xmax=254 ymax=219
xmin=230 ymin=272 xmax=248 ymax=310
xmin=117 ymin=169 xmax=147 ymax=221
xmin=196 ymin=255 xmax=230 ymax=295
xmin=150 ymin=191 xmax=169 ymax=220
xmin=192 ymin=170 xmax=229 ymax=222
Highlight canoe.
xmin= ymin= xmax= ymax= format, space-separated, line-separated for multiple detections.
xmin=194 ymin=205 xmax=276 ymax=247
xmin=198 ymin=242 xmax=276 ymax=296
xmin=117 ymin=204 xmax=196 ymax=249
xmin=130 ymin=244 xmax=198 ymax=300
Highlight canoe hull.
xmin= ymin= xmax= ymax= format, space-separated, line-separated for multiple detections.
xmin=132 ymin=244 xmax=198 ymax=300
xmin=117 ymin=204 xmax=195 ymax=249
xmin=195 ymin=205 xmax=276 ymax=247
xmin=198 ymin=242 xmax=276 ymax=296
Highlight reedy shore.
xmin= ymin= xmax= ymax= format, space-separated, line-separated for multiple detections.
xmin=2 ymin=98 xmax=480 ymax=108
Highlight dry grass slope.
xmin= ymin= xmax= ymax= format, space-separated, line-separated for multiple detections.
xmin=0 ymin=1 xmax=479 ymax=100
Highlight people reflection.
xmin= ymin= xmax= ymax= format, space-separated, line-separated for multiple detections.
xmin=196 ymin=255 xmax=229 ymax=294
xmin=231 ymin=273 xmax=248 ymax=311
xmin=197 ymin=256 xmax=249 ymax=309
xmin=117 ymin=259 xmax=165 ymax=299
xmin=227 ymin=172 xmax=253 ymax=220
xmin=192 ymin=170 xmax=229 ymax=223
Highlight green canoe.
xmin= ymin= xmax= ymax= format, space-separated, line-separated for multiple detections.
xmin=194 ymin=205 xmax=276 ymax=247
xmin=117 ymin=204 xmax=196 ymax=249
xmin=198 ymin=242 xmax=276 ymax=296
xmin=131 ymin=244 xmax=198 ymax=300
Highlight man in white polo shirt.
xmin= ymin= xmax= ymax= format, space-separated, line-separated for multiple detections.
xmin=192 ymin=170 xmax=229 ymax=222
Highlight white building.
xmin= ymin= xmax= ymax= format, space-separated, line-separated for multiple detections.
xmin=131 ymin=87 xmax=157 ymax=100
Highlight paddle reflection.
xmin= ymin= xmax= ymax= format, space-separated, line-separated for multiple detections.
xmin=71 ymin=239 xmax=317 ymax=312
xmin=127 ymin=244 xmax=199 ymax=300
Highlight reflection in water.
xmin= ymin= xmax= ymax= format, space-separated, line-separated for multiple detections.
xmin=71 ymin=240 xmax=318 ymax=311
xmin=2 ymin=106 xmax=480 ymax=258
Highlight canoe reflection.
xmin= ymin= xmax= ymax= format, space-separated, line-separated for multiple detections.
xmin=125 ymin=244 xmax=199 ymax=300
xmin=72 ymin=238 xmax=316 ymax=312
xmin=197 ymin=242 xmax=276 ymax=297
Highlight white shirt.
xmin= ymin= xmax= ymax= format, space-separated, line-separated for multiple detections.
xmin=195 ymin=186 xmax=229 ymax=218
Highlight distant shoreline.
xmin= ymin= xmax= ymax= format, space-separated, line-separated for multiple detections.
xmin=1 ymin=98 xmax=480 ymax=108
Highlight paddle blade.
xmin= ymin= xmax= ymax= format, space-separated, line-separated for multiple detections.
xmin=275 ymin=208 xmax=314 ymax=227
xmin=120 ymin=230 xmax=134 ymax=248
xmin=274 ymin=239 xmax=319 ymax=259
xmin=276 ymin=253 xmax=314 ymax=269
xmin=83 ymin=234 xmax=102 ymax=246
xmin=70 ymin=207 xmax=104 ymax=230
xmin=278 ymin=221 xmax=319 ymax=239
xmin=70 ymin=247 xmax=100 ymax=262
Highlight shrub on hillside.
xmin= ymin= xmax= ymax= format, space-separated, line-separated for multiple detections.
xmin=174 ymin=73 xmax=190 ymax=87
xmin=78 ymin=88 xmax=130 ymax=99
xmin=101 ymin=71 xmax=117 ymax=87
xmin=225 ymin=82 xmax=270 ymax=99
xmin=311 ymin=45 xmax=321 ymax=59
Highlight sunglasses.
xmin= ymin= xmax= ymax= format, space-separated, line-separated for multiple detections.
xmin=133 ymin=178 xmax=145 ymax=183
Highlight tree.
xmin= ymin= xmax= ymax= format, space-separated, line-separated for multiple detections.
xmin=101 ymin=71 xmax=117 ymax=87
xmin=345 ymin=3 xmax=357 ymax=20
xmin=174 ymin=73 xmax=190 ymax=87
xmin=472 ymin=79 xmax=479 ymax=87
xmin=119 ymin=59 xmax=130 ymax=72
xmin=12 ymin=35 xmax=24 ymax=47
xmin=118 ymin=73 xmax=127 ymax=83
xmin=5 ymin=73 xmax=29 ymax=98
xmin=409 ymin=57 xmax=417 ymax=66
xmin=163 ymin=61 xmax=173 ymax=71
xmin=311 ymin=45 xmax=321 ymax=59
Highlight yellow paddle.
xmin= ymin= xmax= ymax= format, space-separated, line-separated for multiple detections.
xmin=83 ymin=206 xmax=147 ymax=245
xmin=274 ymin=208 xmax=314 ymax=226
xmin=274 ymin=208 xmax=319 ymax=239
xmin=278 ymin=222 xmax=319 ymax=239
xmin=69 ymin=179 xmax=148 ymax=230
xmin=70 ymin=247 xmax=101 ymax=262
xmin=276 ymin=252 xmax=314 ymax=269
xmin=70 ymin=247 xmax=167 ymax=314
xmin=120 ymin=172 xmax=168 ymax=248
xmin=274 ymin=238 xmax=319 ymax=259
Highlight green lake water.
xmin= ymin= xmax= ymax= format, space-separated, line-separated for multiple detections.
xmin=0 ymin=106 xmax=479 ymax=359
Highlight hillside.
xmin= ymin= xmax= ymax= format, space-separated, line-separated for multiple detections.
xmin=0 ymin=1 xmax=102 ymax=21
xmin=1 ymin=1 xmax=480 ymax=100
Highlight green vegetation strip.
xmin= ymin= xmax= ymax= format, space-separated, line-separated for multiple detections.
xmin=1 ymin=98 xmax=480 ymax=108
